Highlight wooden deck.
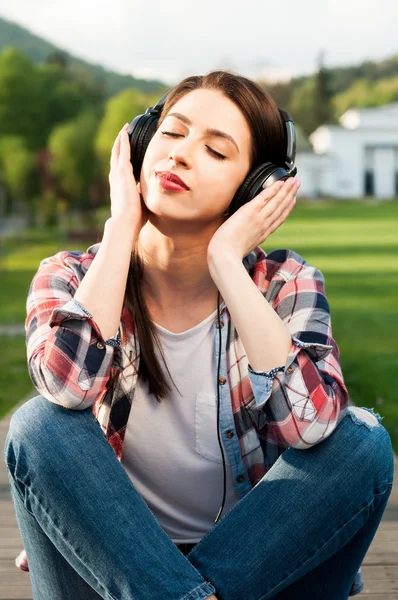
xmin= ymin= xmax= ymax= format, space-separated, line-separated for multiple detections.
xmin=1 ymin=397 xmax=397 ymax=599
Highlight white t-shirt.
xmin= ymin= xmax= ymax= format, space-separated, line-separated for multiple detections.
xmin=121 ymin=303 xmax=241 ymax=543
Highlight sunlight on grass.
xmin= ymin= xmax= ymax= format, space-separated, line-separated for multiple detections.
xmin=263 ymin=199 xmax=398 ymax=452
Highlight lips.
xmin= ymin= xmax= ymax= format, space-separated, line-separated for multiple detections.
xmin=155 ymin=171 xmax=190 ymax=191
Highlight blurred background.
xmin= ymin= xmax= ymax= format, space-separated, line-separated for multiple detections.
xmin=0 ymin=0 xmax=397 ymax=452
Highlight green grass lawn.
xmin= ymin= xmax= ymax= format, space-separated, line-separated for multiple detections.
xmin=267 ymin=198 xmax=398 ymax=452
xmin=0 ymin=229 xmax=87 ymax=417
xmin=0 ymin=229 xmax=88 ymax=323
xmin=0 ymin=335 xmax=36 ymax=418
xmin=1 ymin=200 xmax=397 ymax=453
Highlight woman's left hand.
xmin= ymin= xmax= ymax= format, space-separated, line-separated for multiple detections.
xmin=207 ymin=177 xmax=300 ymax=261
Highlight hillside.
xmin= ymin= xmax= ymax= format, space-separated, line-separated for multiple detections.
xmin=266 ymin=53 xmax=398 ymax=135
xmin=0 ymin=16 xmax=166 ymax=97
xmin=2 ymin=14 xmax=398 ymax=136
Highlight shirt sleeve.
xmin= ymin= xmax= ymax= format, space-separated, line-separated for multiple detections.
xmin=25 ymin=252 xmax=123 ymax=410
xmin=246 ymin=258 xmax=349 ymax=449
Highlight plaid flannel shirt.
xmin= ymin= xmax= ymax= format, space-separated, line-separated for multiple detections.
xmin=17 ymin=243 xmax=364 ymax=596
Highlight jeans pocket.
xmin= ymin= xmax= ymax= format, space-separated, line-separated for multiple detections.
xmin=195 ymin=392 xmax=230 ymax=464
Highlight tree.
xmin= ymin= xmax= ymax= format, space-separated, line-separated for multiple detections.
xmin=47 ymin=49 xmax=69 ymax=69
xmin=289 ymin=76 xmax=318 ymax=136
xmin=0 ymin=47 xmax=42 ymax=150
xmin=0 ymin=135 xmax=36 ymax=219
xmin=314 ymin=51 xmax=333 ymax=127
xmin=332 ymin=76 xmax=398 ymax=119
xmin=94 ymin=87 xmax=155 ymax=179
xmin=47 ymin=111 xmax=100 ymax=219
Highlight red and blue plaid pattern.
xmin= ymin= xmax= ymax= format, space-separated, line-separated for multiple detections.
xmin=17 ymin=243 xmax=363 ymax=595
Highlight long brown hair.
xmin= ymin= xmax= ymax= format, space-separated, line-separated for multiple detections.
xmin=109 ymin=70 xmax=285 ymax=403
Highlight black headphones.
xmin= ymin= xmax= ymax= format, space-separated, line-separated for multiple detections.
xmin=127 ymin=87 xmax=297 ymax=529
xmin=127 ymin=88 xmax=297 ymax=217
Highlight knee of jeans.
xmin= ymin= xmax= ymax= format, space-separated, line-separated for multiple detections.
xmin=346 ymin=405 xmax=395 ymax=486
xmin=5 ymin=394 xmax=77 ymax=459
xmin=346 ymin=406 xmax=383 ymax=430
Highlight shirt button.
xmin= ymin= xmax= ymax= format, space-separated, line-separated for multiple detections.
xmin=236 ymin=475 xmax=245 ymax=483
xmin=225 ymin=430 xmax=234 ymax=438
xmin=286 ymin=366 xmax=294 ymax=374
xmin=218 ymin=376 xmax=227 ymax=385
xmin=215 ymin=319 xmax=224 ymax=328
xmin=96 ymin=341 xmax=105 ymax=350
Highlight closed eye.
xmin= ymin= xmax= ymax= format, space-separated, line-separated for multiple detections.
xmin=160 ymin=131 xmax=227 ymax=161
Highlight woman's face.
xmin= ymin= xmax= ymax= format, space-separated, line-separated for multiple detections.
xmin=140 ymin=88 xmax=252 ymax=224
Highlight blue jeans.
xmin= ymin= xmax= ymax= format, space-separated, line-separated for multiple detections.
xmin=3 ymin=395 xmax=395 ymax=600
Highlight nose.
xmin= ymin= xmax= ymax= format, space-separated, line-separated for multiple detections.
xmin=168 ymin=138 xmax=193 ymax=169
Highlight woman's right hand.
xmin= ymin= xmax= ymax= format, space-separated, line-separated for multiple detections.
xmin=109 ymin=123 xmax=148 ymax=233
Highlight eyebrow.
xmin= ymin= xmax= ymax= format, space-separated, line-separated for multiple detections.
xmin=166 ymin=112 xmax=240 ymax=153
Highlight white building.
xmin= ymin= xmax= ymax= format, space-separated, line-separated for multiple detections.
xmin=296 ymin=104 xmax=398 ymax=198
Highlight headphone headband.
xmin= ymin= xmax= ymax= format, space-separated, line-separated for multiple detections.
xmin=142 ymin=92 xmax=296 ymax=174
xmin=142 ymin=90 xmax=171 ymax=120
xmin=127 ymin=86 xmax=297 ymax=215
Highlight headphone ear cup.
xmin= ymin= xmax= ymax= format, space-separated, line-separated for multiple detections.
xmin=228 ymin=162 xmax=289 ymax=216
xmin=128 ymin=114 xmax=158 ymax=182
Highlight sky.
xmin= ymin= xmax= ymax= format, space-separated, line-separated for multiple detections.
xmin=1 ymin=0 xmax=398 ymax=85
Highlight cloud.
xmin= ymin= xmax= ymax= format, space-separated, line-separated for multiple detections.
xmin=1 ymin=0 xmax=398 ymax=84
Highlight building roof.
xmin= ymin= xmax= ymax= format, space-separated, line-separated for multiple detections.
xmin=339 ymin=103 xmax=398 ymax=130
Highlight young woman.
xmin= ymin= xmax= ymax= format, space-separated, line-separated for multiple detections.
xmin=4 ymin=71 xmax=394 ymax=600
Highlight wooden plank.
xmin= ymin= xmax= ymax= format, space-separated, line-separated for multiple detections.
xmin=0 ymin=516 xmax=20 ymax=524
xmin=0 ymin=575 xmax=36 ymax=587
xmin=0 ymin=588 xmax=34 ymax=600
xmin=366 ymin=522 xmax=398 ymax=531
xmin=0 ymin=530 xmax=26 ymax=539
xmin=0 ymin=560 xmax=21 ymax=573
xmin=364 ymin=542 xmax=398 ymax=552
xmin=0 ymin=549 xmax=22 ymax=559
xmin=365 ymin=530 xmax=398 ymax=541
xmin=0 ymin=575 xmax=35 ymax=586
xmin=361 ymin=564 xmax=398 ymax=580
xmin=0 ymin=540 xmax=25 ymax=549
xmin=363 ymin=550 xmax=398 ymax=565
xmin=361 ymin=579 xmax=398 ymax=592
xmin=0 ymin=501 xmax=18 ymax=512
